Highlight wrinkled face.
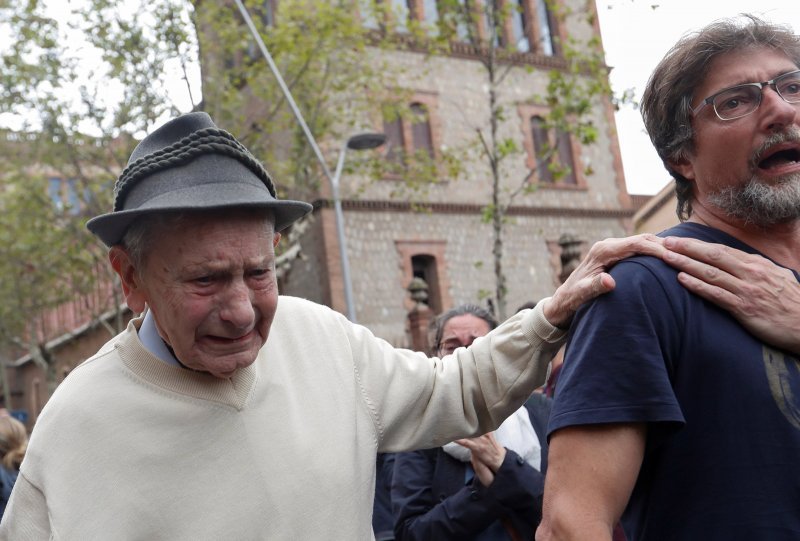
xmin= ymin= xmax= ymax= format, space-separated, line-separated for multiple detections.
xmin=678 ymin=48 xmax=800 ymax=227
xmin=115 ymin=212 xmax=280 ymax=378
xmin=437 ymin=314 xmax=492 ymax=356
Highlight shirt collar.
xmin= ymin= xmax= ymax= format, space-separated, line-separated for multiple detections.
xmin=138 ymin=309 xmax=181 ymax=368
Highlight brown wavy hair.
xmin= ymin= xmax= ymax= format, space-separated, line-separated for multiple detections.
xmin=640 ymin=14 xmax=800 ymax=220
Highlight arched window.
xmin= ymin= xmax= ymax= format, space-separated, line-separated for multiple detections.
xmin=396 ymin=240 xmax=451 ymax=315
xmin=530 ymin=115 xmax=553 ymax=183
xmin=410 ymin=102 xmax=434 ymax=159
xmin=510 ymin=0 xmax=531 ymax=52
xmin=381 ymin=94 xmax=440 ymax=172
xmin=530 ymin=115 xmax=577 ymax=185
xmin=383 ymin=107 xmax=405 ymax=165
xmin=533 ymin=0 xmax=557 ymax=56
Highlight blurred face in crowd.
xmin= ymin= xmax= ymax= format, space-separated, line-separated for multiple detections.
xmin=678 ymin=47 xmax=800 ymax=227
xmin=437 ymin=314 xmax=492 ymax=356
xmin=111 ymin=211 xmax=280 ymax=378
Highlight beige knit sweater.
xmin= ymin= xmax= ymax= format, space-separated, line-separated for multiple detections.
xmin=0 ymin=296 xmax=564 ymax=540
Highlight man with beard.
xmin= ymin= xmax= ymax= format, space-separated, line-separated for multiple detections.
xmin=537 ymin=15 xmax=800 ymax=541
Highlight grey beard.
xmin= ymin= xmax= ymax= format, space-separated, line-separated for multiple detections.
xmin=708 ymin=172 xmax=800 ymax=228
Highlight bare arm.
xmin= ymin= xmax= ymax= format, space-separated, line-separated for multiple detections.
xmin=536 ymin=424 xmax=646 ymax=541
xmin=662 ymin=236 xmax=800 ymax=355
xmin=544 ymin=234 xmax=666 ymax=328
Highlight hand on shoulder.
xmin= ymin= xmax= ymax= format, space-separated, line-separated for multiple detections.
xmin=543 ymin=234 xmax=667 ymax=328
xmin=662 ymin=236 xmax=800 ymax=355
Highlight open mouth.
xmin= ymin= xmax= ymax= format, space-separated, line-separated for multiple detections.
xmin=757 ymin=146 xmax=800 ymax=171
xmin=206 ymin=329 xmax=255 ymax=344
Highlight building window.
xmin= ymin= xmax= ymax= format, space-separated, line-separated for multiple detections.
xmin=421 ymin=0 xmax=440 ymax=26
xmin=396 ymin=240 xmax=451 ymax=315
xmin=359 ymin=0 xmax=381 ymax=29
xmin=410 ymin=102 xmax=434 ymax=159
xmin=509 ymin=0 xmax=531 ymax=52
xmin=383 ymin=106 xmax=405 ymax=165
xmin=368 ymin=0 xmax=562 ymax=56
xmin=48 ymin=177 xmax=83 ymax=215
xmin=519 ymin=105 xmax=583 ymax=187
xmin=380 ymin=92 xmax=441 ymax=170
xmin=411 ymin=254 xmax=442 ymax=313
xmin=496 ymin=0 xmax=559 ymax=56
xmin=439 ymin=0 xmax=472 ymax=41
xmin=532 ymin=0 xmax=557 ymax=56
xmin=530 ymin=116 xmax=552 ymax=182
xmin=361 ymin=0 xmax=413 ymax=33
xmin=529 ymin=115 xmax=576 ymax=185
xmin=391 ymin=0 xmax=411 ymax=32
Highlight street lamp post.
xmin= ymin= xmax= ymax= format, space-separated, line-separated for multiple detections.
xmin=233 ymin=1 xmax=386 ymax=322
xmin=331 ymin=133 xmax=386 ymax=323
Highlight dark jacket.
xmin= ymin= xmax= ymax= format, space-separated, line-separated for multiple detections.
xmin=391 ymin=393 xmax=552 ymax=541
xmin=0 ymin=465 xmax=18 ymax=520
xmin=373 ymin=453 xmax=397 ymax=540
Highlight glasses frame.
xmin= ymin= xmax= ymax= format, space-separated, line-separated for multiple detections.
xmin=689 ymin=69 xmax=800 ymax=121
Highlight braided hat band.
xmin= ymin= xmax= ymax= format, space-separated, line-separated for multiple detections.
xmin=113 ymin=127 xmax=276 ymax=211
xmin=86 ymin=111 xmax=312 ymax=247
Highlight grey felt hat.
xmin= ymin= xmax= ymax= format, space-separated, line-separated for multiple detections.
xmin=87 ymin=111 xmax=313 ymax=247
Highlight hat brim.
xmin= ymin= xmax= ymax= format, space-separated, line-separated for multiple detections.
xmin=86 ymin=181 xmax=312 ymax=247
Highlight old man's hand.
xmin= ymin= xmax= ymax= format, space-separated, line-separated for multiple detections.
xmin=543 ymin=234 xmax=667 ymax=328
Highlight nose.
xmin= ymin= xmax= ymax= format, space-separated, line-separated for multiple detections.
xmin=760 ymin=84 xmax=798 ymax=132
xmin=218 ymin=280 xmax=256 ymax=331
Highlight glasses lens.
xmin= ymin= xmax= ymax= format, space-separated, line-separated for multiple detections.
xmin=776 ymin=71 xmax=800 ymax=103
xmin=713 ymin=85 xmax=761 ymax=120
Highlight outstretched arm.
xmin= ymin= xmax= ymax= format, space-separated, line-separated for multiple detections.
xmin=543 ymin=234 xmax=667 ymax=328
xmin=662 ymin=236 xmax=800 ymax=355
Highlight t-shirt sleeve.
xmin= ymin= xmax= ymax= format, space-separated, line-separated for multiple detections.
xmin=548 ymin=258 xmax=686 ymax=437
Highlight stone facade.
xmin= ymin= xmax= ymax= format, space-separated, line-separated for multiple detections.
xmin=281 ymin=0 xmax=640 ymax=346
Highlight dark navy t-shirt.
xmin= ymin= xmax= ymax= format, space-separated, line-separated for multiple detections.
xmin=549 ymin=222 xmax=800 ymax=540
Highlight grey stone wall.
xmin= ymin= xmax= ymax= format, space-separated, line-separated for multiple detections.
xmin=281 ymin=0 xmax=635 ymax=346
xmin=337 ymin=207 xmax=628 ymax=346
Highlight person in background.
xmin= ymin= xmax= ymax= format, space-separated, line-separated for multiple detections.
xmin=0 ymin=415 xmax=27 ymax=520
xmin=539 ymin=15 xmax=800 ymax=540
xmin=373 ymin=452 xmax=397 ymax=541
xmin=392 ymin=304 xmax=552 ymax=541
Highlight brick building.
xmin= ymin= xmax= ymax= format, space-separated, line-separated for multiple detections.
xmin=228 ymin=0 xmax=646 ymax=347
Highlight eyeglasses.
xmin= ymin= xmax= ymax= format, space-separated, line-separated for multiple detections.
xmin=438 ymin=337 xmax=477 ymax=356
xmin=437 ymin=341 xmax=462 ymax=356
xmin=689 ymin=69 xmax=800 ymax=121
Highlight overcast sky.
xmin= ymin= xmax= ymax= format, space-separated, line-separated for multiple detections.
xmin=596 ymin=1 xmax=800 ymax=194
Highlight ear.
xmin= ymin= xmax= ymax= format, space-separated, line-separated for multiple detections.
xmin=109 ymin=246 xmax=148 ymax=314
xmin=273 ymin=232 xmax=281 ymax=248
xmin=668 ymin=157 xmax=696 ymax=182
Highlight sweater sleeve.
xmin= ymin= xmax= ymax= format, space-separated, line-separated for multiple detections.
xmin=0 ymin=472 xmax=51 ymax=540
xmin=348 ymin=299 xmax=565 ymax=452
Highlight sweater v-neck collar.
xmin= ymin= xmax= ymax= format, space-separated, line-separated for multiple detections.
xmin=117 ymin=318 xmax=257 ymax=411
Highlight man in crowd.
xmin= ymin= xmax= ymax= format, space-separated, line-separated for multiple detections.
xmin=0 ymin=111 xmax=668 ymax=540
xmin=538 ymin=15 xmax=800 ymax=540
